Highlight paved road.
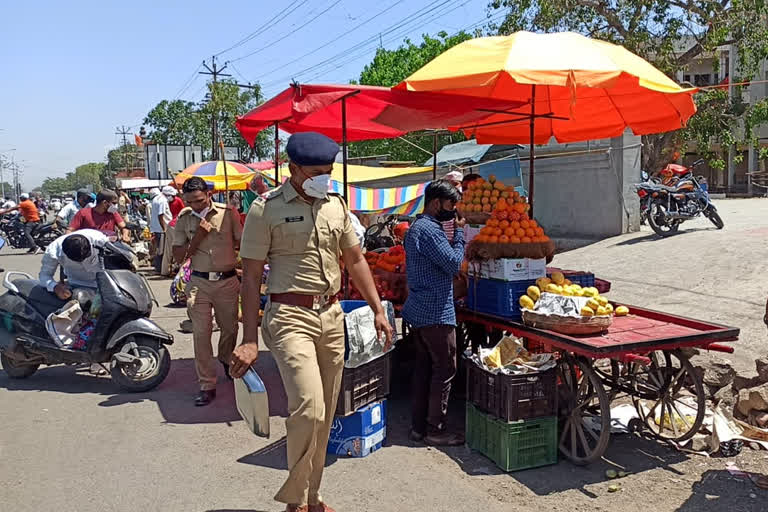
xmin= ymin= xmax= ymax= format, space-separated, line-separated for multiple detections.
xmin=1 ymin=199 xmax=767 ymax=512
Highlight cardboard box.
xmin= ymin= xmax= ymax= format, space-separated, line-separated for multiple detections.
xmin=477 ymin=258 xmax=547 ymax=281
xmin=465 ymin=224 xmax=483 ymax=243
xmin=328 ymin=400 xmax=387 ymax=457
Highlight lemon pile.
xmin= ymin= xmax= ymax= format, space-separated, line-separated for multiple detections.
xmin=518 ymin=271 xmax=629 ymax=318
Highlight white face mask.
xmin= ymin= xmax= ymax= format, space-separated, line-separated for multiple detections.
xmin=107 ymin=204 xmax=119 ymax=214
xmin=302 ymin=174 xmax=331 ymax=199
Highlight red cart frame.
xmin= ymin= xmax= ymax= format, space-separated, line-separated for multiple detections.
xmin=457 ymin=305 xmax=740 ymax=464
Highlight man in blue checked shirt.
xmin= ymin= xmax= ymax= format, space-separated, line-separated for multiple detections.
xmin=402 ymin=180 xmax=466 ymax=446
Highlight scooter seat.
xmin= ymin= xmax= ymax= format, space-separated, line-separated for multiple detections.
xmin=12 ymin=278 xmax=68 ymax=317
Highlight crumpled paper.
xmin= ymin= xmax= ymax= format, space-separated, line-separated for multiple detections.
xmin=473 ymin=335 xmax=556 ymax=375
xmin=344 ymin=301 xmax=397 ymax=369
xmin=534 ymin=293 xmax=592 ymax=318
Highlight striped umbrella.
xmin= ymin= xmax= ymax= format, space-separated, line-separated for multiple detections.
xmin=174 ymin=160 xmax=256 ymax=191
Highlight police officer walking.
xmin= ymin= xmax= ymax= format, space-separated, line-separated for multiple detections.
xmin=172 ymin=176 xmax=242 ymax=406
xmin=231 ymin=132 xmax=392 ymax=512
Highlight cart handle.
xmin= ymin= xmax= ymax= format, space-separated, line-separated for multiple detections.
xmin=620 ymin=353 xmax=652 ymax=366
xmin=705 ymin=343 xmax=735 ymax=354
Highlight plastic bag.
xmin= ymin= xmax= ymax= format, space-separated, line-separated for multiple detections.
xmin=234 ymin=367 xmax=270 ymax=438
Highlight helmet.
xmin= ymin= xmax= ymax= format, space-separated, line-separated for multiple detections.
xmin=19 ymin=193 xmax=29 ymax=200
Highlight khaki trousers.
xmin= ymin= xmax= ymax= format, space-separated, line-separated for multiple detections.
xmin=262 ymin=300 xmax=345 ymax=506
xmin=160 ymin=225 xmax=175 ymax=276
xmin=186 ymin=275 xmax=240 ymax=391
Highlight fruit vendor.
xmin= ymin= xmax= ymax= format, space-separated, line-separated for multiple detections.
xmin=402 ymin=179 xmax=466 ymax=446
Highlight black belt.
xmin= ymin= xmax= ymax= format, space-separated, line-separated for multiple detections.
xmin=191 ymin=269 xmax=237 ymax=281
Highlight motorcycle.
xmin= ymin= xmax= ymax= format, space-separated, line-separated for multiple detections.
xmin=636 ymin=159 xmax=724 ymax=237
xmin=364 ymin=215 xmax=413 ymax=251
xmin=0 ymin=242 xmax=173 ymax=392
xmin=0 ymin=213 xmax=63 ymax=250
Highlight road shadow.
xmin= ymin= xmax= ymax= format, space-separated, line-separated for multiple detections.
xmin=238 ymin=436 xmax=289 ymax=470
xmin=613 ymin=226 xmax=718 ymax=247
xmin=0 ymin=351 xmax=289 ymax=425
xmin=675 ymin=469 xmax=768 ymax=511
xmin=437 ymin=424 xmax=689 ymax=498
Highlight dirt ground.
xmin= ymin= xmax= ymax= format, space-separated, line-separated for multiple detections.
xmin=1 ymin=198 xmax=768 ymax=512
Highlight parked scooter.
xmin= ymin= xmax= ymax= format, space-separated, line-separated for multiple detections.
xmin=0 ymin=242 xmax=173 ymax=391
xmin=636 ymin=160 xmax=724 ymax=237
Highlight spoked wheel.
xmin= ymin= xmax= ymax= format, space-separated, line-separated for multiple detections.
xmin=557 ymin=356 xmax=611 ymax=465
xmin=647 ymin=202 xmax=680 ymax=237
xmin=630 ymin=350 xmax=705 ymax=443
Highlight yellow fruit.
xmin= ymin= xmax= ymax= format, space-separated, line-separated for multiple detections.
xmin=615 ymin=306 xmax=630 ymax=316
xmin=582 ymin=287 xmax=598 ymax=298
xmin=519 ymin=295 xmax=535 ymax=310
xmin=527 ymin=286 xmax=541 ymax=301
xmin=574 ymin=288 xmax=585 ymax=297
xmin=580 ymin=307 xmax=595 ymax=317
xmin=536 ymin=277 xmax=552 ymax=289
xmin=545 ymin=283 xmax=560 ymax=294
xmin=561 ymin=286 xmax=574 ymax=296
xmin=551 ymin=272 xmax=565 ymax=285
xmin=571 ymin=284 xmax=582 ymax=291
xmin=586 ymin=298 xmax=600 ymax=311
xmin=563 ymin=279 xmax=572 ymax=286
xmin=605 ymin=304 xmax=614 ymax=314
xmin=596 ymin=306 xmax=608 ymax=316
xmin=596 ymin=296 xmax=609 ymax=307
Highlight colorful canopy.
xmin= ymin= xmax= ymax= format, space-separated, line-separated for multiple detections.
xmin=235 ymin=84 xmax=524 ymax=145
xmin=395 ymin=31 xmax=697 ymax=144
xmin=174 ymin=160 xmax=255 ymax=190
xmin=263 ymin=162 xmax=435 ymax=185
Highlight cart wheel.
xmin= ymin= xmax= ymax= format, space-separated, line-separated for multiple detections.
xmin=630 ymin=350 xmax=705 ymax=443
xmin=557 ymin=356 xmax=611 ymax=465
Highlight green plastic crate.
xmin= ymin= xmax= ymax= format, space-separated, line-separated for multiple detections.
xmin=466 ymin=403 xmax=557 ymax=472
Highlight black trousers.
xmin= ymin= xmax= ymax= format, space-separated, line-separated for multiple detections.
xmin=24 ymin=222 xmax=39 ymax=249
xmin=411 ymin=325 xmax=457 ymax=435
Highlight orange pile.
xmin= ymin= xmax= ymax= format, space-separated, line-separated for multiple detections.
xmin=457 ymin=175 xmax=519 ymax=213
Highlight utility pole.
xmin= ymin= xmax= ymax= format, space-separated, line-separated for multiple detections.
xmin=200 ymin=56 xmax=231 ymax=160
xmin=115 ymin=125 xmax=132 ymax=175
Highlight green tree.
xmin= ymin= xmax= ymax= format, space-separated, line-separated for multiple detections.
xmin=488 ymin=0 xmax=768 ymax=171
xmin=351 ymin=31 xmax=475 ymax=162
xmin=143 ymin=80 xmax=272 ymax=162
xmin=69 ymin=163 xmax=105 ymax=191
xmin=40 ymin=177 xmax=73 ymax=196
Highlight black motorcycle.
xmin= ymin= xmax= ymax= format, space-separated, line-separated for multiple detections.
xmin=0 ymin=242 xmax=173 ymax=391
xmin=636 ymin=161 xmax=724 ymax=237
xmin=0 ymin=213 xmax=63 ymax=250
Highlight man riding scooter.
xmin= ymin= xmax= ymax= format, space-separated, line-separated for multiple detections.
xmin=39 ymin=229 xmax=111 ymax=375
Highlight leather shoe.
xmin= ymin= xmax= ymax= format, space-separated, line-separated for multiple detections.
xmin=194 ymin=389 xmax=216 ymax=406
xmin=309 ymin=503 xmax=336 ymax=512
xmin=285 ymin=505 xmax=308 ymax=512
xmin=424 ymin=430 xmax=464 ymax=446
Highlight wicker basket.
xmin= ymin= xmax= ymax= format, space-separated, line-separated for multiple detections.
xmin=521 ymin=309 xmax=612 ymax=335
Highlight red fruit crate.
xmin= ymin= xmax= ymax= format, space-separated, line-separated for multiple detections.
xmin=466 ymin=361 xmax=557 ymax=422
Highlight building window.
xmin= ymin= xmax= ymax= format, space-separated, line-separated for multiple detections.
xmin=694 ymin=74 xmax=711 ymax=86
xmin=683 ymin=74 xmax=691 ymax=83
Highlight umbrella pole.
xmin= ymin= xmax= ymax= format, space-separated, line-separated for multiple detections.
xmin=432 ymin=132 xmax=438 ymax=180
xmin=274 ymin=122 xmax=280 ymax=184
xmin=220 ymin=138 xmax=230 ymax=199
xmin=342 ymin=97 xmax=350 ymax=300
xmin=529 ymin=85 xmax=536 ymax=217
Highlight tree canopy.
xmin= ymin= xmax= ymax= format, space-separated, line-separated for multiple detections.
xmin=350 ymin=31 xmax=475 ymax=163
xmin=40 ymin=162 xmax=106 ymax=197
xmin=488 ymin=0 xmax=768 ymax=170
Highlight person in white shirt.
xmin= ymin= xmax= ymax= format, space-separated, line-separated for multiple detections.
xmin=149 ymin=188 xmax=171 ymax=273
xmin=2 ymin=197 xmax=16 ymax=209
xmin=39 ymin=229 xmax=108 ymax=300
xmin=55 ymin=189 xmax=93 ymax=228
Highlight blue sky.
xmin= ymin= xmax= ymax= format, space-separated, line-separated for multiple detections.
xmin=0 ymin=0 xmax=495 ymax=189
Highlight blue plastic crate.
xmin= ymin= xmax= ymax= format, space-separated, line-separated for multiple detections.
xmin=548 ymin=271 xmax=595 ymax=289
xmin=466 ymin=277 xmax=537 ymax=320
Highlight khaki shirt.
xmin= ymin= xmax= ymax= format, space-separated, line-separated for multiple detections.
xmin=173 ymin=202 xmax=242 ymax=272
xmin=240 ymin=182 xmax=359 ymax=295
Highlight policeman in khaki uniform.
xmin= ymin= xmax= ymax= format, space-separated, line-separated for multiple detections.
xmin=230 ymin=132 xmax=393 ymax=512
xmin=172 ymin=176 xmax=242 ymax=406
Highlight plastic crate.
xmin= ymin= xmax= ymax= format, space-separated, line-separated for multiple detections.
xmin=336 ymin=351 xmax=392 ymax=416
xmin=466 ymin=277 xmax=537 ymax=320
xmin=546 ymin=269 xmax=596 ymax=289
xmin=466 ymin=403 xmax=558 ymax=472
xmin=466 ymin=362 xmax=557 ymax=421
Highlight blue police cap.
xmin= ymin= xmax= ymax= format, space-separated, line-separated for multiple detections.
xmin=286 ymin=132 xmax=339 ymax=166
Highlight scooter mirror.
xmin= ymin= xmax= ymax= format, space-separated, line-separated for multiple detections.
xmin=642 ymin=171 xmax=649 ymax=180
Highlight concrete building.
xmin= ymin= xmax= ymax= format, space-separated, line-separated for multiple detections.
xmin=674 ymin=44 xmax=768 ymax=193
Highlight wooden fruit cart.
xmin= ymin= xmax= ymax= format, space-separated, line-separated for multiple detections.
xmin=457 ymin=306 xmax=740 ymax=465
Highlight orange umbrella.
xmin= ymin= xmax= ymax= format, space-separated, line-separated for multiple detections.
xmin=395 ymin=31 xmax=697 ymax=211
